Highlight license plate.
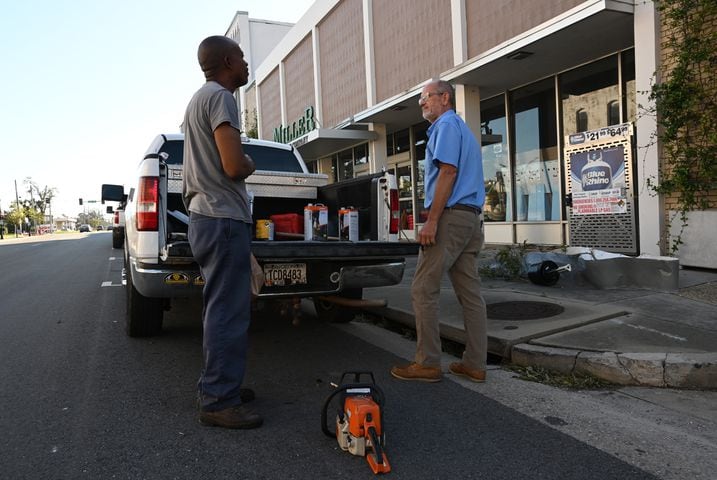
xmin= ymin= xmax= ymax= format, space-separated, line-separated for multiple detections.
xmin=263 ymin=263 xmax=307 ymax=287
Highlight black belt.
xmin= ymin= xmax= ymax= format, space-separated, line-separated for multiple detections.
xmin=446 ymin=204 xmax=481 ymax=214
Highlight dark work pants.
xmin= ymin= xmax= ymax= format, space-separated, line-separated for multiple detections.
xmin=188 ymin=213 xmax=252 ymax=412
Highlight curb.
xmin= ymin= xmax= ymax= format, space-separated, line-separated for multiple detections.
xmin=363 ymin=304 xmax=717 ymax=390
xmin=511 ymin=344 xmax=717 ymax=389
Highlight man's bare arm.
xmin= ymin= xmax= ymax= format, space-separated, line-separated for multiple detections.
xmin=214 ymin=123 xmax=256 ymax=180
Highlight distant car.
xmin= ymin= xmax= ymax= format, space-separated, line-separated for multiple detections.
xmin=96 ymin=225 xmax=104 ymax=231
xmin=79 ymin=224 xmax=91 ymax=232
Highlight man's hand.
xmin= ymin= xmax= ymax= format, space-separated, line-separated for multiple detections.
xmin=214 ymin=123 xmax=256 ymax=180
xmin=417 ymin=219 xmax=438 ymax=247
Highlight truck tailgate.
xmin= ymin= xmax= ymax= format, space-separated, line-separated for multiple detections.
xmin=251 ymin=240 xmax=418 ymax=260
xmin=251 ymin=241 xmax=418 ymax=298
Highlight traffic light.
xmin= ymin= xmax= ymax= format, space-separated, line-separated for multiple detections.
xmin=79 ymin=198 xmax=83 ymax=205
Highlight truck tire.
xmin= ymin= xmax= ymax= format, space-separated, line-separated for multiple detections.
xmin=125 ymin=261 xmax=163 ymax=337
xmin=112 ymin=227 xmax=124 ymax=249
xmin=313 ymin=289 xmax=362 ymax=324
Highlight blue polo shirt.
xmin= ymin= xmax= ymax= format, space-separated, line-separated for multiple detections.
xmin=424 ymin=110 xmax=485 ymax=210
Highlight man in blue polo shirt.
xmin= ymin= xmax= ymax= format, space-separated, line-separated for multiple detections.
xmin=391 ymin=80 xmax=488 ymax=383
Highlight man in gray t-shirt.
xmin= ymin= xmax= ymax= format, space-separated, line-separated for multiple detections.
xmin=182 ymin=35 xmax=260 ymax=429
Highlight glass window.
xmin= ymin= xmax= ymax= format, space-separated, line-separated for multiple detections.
xmin=159 ymin=140 xmax=184 ymax=165
xmin=394 ymin=128 xmax=410 ymax=154
xmin=621 ymin=49 xmax=636 ymax=124
xmin=306 ymin=160 xmax=317 ymax=174
xmin=353 ymin=143 xmax=368 ymax=166
xmin=413 ymin=123 xmax=429 ymax=224
xmin=337 ymin=149 xmax=354 ymax=180
xmin=480 ymin=95 xmax=511 ymax=222
xmin=243 ymin=144 xmax=303 ymax=172
xmin=386 ymin=133 xmax=394 ymax=156
xmin=560 ymin=55 xmax=619 ymax=136
xmin=576 ymin=109 xmax=588 ymax=132
xmin=511 ymin=78 xmax=560 ymax=222
xmin=607 ymin=101 xmax=620 ymax=126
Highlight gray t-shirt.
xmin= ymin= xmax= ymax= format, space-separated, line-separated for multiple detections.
xmin=182 ymin=81 xmax=251 ymax=223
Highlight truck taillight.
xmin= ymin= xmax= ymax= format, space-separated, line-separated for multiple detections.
xmin=113 ymin=211 xmax=119 ymax=224
xmin=389 ymin=188 xmax=399 ymax=235
xmin=137 ymin=176 xmax=158 ymax=231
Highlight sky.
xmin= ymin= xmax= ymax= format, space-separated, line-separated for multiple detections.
xmin=0 ymin=0 xmax=315 ymax=219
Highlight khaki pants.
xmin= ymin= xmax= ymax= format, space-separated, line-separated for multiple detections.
xmin=412 ymin=209 xmax=487 ymax=370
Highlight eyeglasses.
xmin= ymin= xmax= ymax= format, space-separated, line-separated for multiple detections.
xmin=418 ymin=91 xmax=445 ymax=104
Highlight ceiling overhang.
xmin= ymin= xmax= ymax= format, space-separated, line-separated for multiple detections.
xmin=290 ymin=128 xmax=378 ymax=161
xmin=353 ymin=1 xmax=635 ymax=131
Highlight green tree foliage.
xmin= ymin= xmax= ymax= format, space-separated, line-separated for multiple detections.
xmin=648 ymin=0 xmax=717 ymax=253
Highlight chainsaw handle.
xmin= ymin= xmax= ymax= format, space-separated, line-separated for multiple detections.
xmin=321 ymin=387 xmax=344 ymax=438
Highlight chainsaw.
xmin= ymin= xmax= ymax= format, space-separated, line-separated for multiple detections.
xmin=321 ymin=371 xmax=391 ymax=474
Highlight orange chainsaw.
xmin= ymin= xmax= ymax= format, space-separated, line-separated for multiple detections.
xmin=322 ymin=371 xmax=391 ymax=474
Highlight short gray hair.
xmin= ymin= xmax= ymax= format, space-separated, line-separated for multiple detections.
xmin=431 ymin=80 xmax=455 ymax=108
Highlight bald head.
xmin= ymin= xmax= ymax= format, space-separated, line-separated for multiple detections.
xmin=198 ymin=36 xmax=240 ymax=79
xmin=196 ymin=35 xmax=249 ymax=90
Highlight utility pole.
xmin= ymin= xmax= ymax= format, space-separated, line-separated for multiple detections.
xmin=14 ymin=179 xmax=20 ymax=238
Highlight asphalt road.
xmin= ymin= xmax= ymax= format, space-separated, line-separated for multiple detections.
xmin=0 ymin=233 xmax=659 ymax=479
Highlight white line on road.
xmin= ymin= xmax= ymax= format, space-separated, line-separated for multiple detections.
xmin=611 ymin=318 xmax=688 ymax=341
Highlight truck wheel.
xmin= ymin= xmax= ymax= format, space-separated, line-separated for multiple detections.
xmin=125 ymin=263 xmax=163 ymax=337
xmin=313 ymin=289 xmax=362 ymax=324
xmin=112 ymin=228 xmax=124 ymax=249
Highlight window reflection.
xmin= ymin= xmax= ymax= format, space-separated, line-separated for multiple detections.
xmin=560 ymin=55 xmax=619 ymax=137
xmin=621 ymin=49 xmax=636 ymax=124
xmin=480 ymin=95 xmax=511 ymax=222
xmin=512 ymin=78 xmax=560 ymax=222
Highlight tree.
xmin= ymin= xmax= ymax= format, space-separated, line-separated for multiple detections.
xmin=24 ymin=177 xmax=57 ymax=216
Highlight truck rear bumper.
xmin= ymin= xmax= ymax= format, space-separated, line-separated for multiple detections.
xmin=129 ymin=257 xmax=406 ymax=300
xmin=258 ymin=261 xmax=406 ymax=299
xmin=130 ymin=258 xmax=203 ymax=299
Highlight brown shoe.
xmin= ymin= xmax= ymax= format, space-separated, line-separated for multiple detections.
xmin=448 ymin=362 xmax=486 ymax=383
xmin=199 ymin=404 xmax=263 ymax=429
xmin=391 ymin=363 xmax=441 ymax=382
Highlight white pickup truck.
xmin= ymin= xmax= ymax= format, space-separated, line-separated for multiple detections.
xmin=102 ymin=133 xmax=417 ymax=337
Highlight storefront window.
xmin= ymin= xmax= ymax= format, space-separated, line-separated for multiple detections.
xmin=396 ymin=164 xmax=413 ymax=230
xmin=560 ymin=55 xmax=619 ymax=136
xmin=621 ymin=49 xmax=636 ymax=124
xmin=413 ymin=123 xmax=429 ymax=225
xmin=394 ymin=128 xmax=410 ymax=154
xmin=480 ymin=95 xmax=511 ymax=222
xmin=333 ymin=149 xmax=353 ymax=181
xmin=511 ymin=78 xmax=560 ymax=222
xmin=353 ymin=143 xmax=368 ymax=166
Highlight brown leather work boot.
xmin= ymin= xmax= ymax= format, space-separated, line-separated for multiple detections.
xmin=199 ymin=404 xmax=263 ymax=429
xmin=390 ymin=363 xmax=442 ymax=382
xmin=448 ymin=362 xmax=486 ymax=383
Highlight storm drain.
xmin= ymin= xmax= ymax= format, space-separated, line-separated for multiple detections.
xmin=486 ymin=301 xmax=565 ymax=320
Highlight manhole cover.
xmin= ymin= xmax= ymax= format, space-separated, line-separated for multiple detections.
xmin=487 ymin=301 xmax=565 ymax=320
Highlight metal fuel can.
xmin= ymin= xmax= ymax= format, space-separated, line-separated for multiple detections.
xmin=304 ymin=203 xmax=328 ymax=241
xmin=338 ymin=207 xmax=359 ymax=241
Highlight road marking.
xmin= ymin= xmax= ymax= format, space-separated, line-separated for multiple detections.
xmin=109 ymin=257 xmax=117 ymax=260
xmin=101 ymin=281 xmax=123 ymax=287
xmin=611 ymin=318 xmax=687 ymax=341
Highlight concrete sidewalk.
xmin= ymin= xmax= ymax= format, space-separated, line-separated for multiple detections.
xmin=363 ymin=248 xmax=717 ymax=389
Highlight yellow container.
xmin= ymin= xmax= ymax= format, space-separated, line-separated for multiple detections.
xmin=256 ymin=219 xmax=274 ymax=240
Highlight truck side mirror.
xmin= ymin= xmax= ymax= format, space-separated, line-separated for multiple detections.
xmin=102 ymin=184 xmax=125 ymax=202
xmin=106 ymin=206 xmax=114 ymax=214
